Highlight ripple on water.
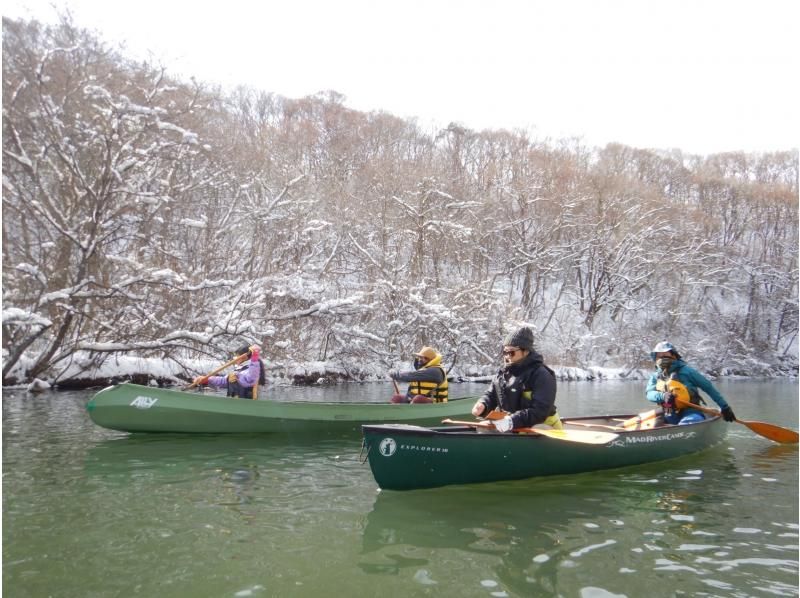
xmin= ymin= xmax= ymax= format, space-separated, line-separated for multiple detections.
xmin=677 ymin=544 xmax=719 ymax=552
xmin=579 ymin=587 xmax=627 ymax=598
xmin=570 ymin=539 xmax=617 ymax=558
xmin=670 ymin=514 xmax=694 ymax=522
xmin=234 ymin=584 xmax=265 ymax=597
xmin=413 ymin=569 xmax=436 ymax=585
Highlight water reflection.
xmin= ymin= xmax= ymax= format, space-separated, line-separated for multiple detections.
xmin=83 ymin=433 xmax=361 ymax=481
xmin=359 ymin=448 xmax=755 ymax=596
xmin=749 ymin=443 xmax=799 ymax=469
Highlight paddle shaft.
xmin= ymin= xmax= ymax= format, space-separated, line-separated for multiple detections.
xmin=184 ymin=354 xmax=248 ymax=390
xmin=675 ymin=396 xmax=799 ymax=444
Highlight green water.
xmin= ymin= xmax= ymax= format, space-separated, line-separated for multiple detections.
xmin=3 ymin=380 xmax=798 ymax=597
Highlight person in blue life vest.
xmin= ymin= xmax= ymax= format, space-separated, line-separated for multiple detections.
xmin=471 ymin=326 xmax=562 ymax=432
xmin=646 ymin=341 xmax=737 ymax=425
xmin=194 ymin=344 xmax=266 ymax=399
xmin=389 ymin=346 xmax=449 ymax=403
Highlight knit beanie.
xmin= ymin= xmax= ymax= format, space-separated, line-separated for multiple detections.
xmin=503 ymin=327 xmax=534 ymax=351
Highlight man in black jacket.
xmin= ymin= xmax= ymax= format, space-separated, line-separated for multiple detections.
xmin=471 ymin=326 xmax=562 ymax=432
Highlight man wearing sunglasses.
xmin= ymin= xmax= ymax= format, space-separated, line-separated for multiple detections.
xmin=471 ymin=326 xmax=561 ymax=432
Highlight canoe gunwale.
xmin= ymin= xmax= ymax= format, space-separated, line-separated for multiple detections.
xmin=363 ymin=413 xmax=723 ymax=438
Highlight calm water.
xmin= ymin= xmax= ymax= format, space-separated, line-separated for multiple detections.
xmin=3 ymin=379 xmax=798 ymax=597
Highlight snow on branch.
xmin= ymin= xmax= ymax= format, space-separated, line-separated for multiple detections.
xmin=268 ymin=294 xmax=369 ymax=321
xmin=2 ymin=308 xmax=52 ymax=328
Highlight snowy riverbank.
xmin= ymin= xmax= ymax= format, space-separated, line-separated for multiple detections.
xmin=4 ymin=352 xmax=794 ymax=393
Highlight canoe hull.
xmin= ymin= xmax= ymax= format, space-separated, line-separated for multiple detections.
xmin=362 ymin=415 xmax=727 ymax=490
xmin=86 ymin=383 xmax=476 ymax=434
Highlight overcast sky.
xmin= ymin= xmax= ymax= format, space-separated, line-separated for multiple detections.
xmin=4 ymin=0 xmax=798 ymax=155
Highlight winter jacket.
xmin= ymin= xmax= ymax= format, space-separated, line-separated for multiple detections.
xmin=475 ymin=350 xmax=558 ymax=428
xmin=645 ymin=359 xmax=730 ymax=410
xmin=208 ymin=360 xmax=262 ymax=399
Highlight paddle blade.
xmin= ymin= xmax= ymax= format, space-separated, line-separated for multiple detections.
xmin=521 ymin=428 xmax=619 ymax=444
xmin=410 ymin=395 xmax=433 ymax=404
xmin=621 ymin=409 xmax=662 ymax=430
xmin=739 ymin=420 xmax=799 ymax=444
xmin=485 ymin=409 xmax=509 ymax=421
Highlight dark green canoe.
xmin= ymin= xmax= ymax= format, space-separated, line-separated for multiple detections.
xmin=361 ymin=414 xmax=727 ymax=490
xmin=86 ymin=382 xmax=476 ymax=434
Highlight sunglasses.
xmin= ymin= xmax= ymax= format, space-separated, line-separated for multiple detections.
xmin=502 ymin=349 xmax=520 ymax=357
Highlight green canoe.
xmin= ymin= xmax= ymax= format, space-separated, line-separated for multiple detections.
xmin=361 ymin=414 xmax=727 ymax=490
xmin=86 ymin=382 xmax=476 ymax=434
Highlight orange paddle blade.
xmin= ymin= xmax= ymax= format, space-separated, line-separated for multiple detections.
xmin=738 ymin=420 xmax=799 ymax=444
xmin=674 ymin=395 xmax=798 ymax=444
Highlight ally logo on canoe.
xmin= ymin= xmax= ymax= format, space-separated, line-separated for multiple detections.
xmin=130 ymin=396 xmax=158 ymax=409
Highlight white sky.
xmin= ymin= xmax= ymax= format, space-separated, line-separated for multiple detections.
xmin=3 ymin=0 xmax=798 ymax=155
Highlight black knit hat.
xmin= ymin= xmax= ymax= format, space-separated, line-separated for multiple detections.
xmin=233 ymin=344 xmax=251 ymax=357
xmin=503 ymin=327 xmax=534 ymax=351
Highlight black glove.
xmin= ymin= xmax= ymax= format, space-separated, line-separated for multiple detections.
xmin=721 ymin=406 xmax=736 ymax=422
xmin=661 ymin=391 xmax=676 ymax=410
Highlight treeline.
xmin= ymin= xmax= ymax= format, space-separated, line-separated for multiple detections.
xmin=2 ymin=15 xmax=798 ymax=386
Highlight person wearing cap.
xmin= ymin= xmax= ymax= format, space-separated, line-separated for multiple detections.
xmin=389 ymin=346 xmax=449 ymax=403
xmin=194 ymin=344 xmax=266 ymax=399
xmin=646 ymin=341 xmax=736 ymax=425
xmin=471 ymin=326 xmax=562 ymax=432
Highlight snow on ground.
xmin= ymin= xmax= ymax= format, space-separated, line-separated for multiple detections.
xmin=1 ymin=350 xmax=652 ymax=390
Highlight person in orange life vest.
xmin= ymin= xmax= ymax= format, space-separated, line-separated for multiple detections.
xmin=471 ymin=326 xmax=562 ymax=432
xmin=194 ymin=344 xmax=265 ymax=399
xmin=389 ymin=346 xmax=449 ymax=403
xmin=646 ymin=341 xmax=736 ymax=425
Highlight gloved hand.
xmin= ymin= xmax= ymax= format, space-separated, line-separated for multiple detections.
xmin=721 ymin=406 xmax=736 ymax=422
xmin=661 ymin=391 xmax=676 ymax=410
xmin=227 ymin=372 xmax=238 ymax=384
xmin=249 ymin=345 xmax=260 ymax=362
xmin=494 ymin=415 xmax=514 ymax=433
xmin=194 ymin=375 xmax=209 ymax=386
xmin=388 ymin=369 xmax=399 ymax=380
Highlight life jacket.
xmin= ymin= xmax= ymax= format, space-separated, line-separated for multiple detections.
xmin=227 ymin=362 xmax=256 ymax=399
xmin=409 ymin=365 xmax=449 ymax=403
xmin=656 ymin=370 xmax=703 ymax=410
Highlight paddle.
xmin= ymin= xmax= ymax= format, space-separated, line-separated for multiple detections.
xmin=673 ymin=395 xmax=799 ymax=444
xmin=183 ymin=354 xmax=248 ymax=391
xmin=389 ymin=379 xmax=407 ymax=403
xmin=441 ymin=418 xmax=618 ymax=445
xmin=620 ymin=408 xmax=662 ymax=431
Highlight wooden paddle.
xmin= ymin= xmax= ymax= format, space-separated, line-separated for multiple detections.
xmin=389 ymin=379 xmax=407 ymax=403
xmin=620 ymin=408 xmax=662 ymax=431
xmin=183 ymin=354 xmax=248 ymax=391
xmin=673 ymin=396 xmax=799 ymax=444
xmin=441 ymin=418 xmax=618 ymax=444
